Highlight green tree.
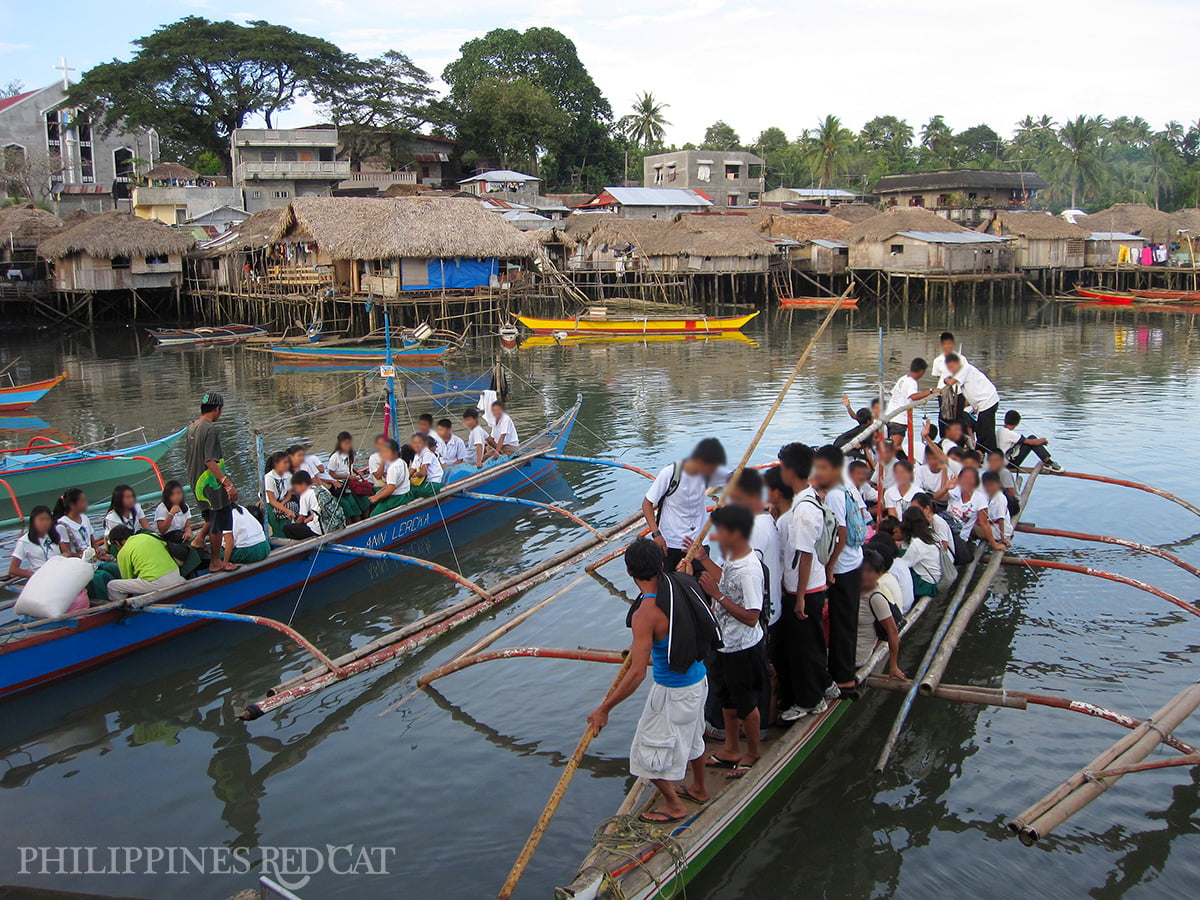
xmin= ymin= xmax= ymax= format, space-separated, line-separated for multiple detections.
xmin=1142 ymin=140 xmax=1177 ymax=209
xmin=618 ymin=92 xmax=671 ymax=150
xmin=860 ymin=116 xmax=913 ymax=157
xmin=919 ymin=115 xmax=955 ymax=165
xmin=954 ymin=124 xmax=1003 ymax=163
xmin=66 ymin=17 xmax=347 ymax=170
xmin=701 ymin=121 xmax=741 ymax=151
xmin=802 ymin=115 xmax=854 ymax=187
xmin=455 ymin=78 xmax=569 ymax=172
xmin=1058 ymin=115 xmax=1107 ymax=208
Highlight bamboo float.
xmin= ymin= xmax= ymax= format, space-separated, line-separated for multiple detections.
xmin=1016 ymin=524 xmax=1200 ymax=579
xmin=1001 ymin=556 xmax=1200 ymax=618
xmin=536 ymin=453 xmax=656 ymax=481
xmin=1009 ymin=682 xmax=1200 ymax=846
xmin=415 ymin=646 xmax=623 ymax=685
xmin=1026 ymin=469 xmax=1200 ymax=518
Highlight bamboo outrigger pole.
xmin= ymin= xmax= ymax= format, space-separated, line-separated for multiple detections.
xmin=495 ymin=285 xmax=856 ymax=900
xmin=1000 ymin=556 xmax=1200 ymax=618
xmin=1016 ymin=524 xmax=1200 ymax=579
xmin=1028 ymin=469 xmax=1200 ymax=518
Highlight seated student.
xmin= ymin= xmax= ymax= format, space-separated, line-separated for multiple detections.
xmin=416 ymin=413 xmax=445 ymax=455
xmin=985 ymin=450 xmax=1020 ymax=515
xmin=262 ymin=451 xmax=297 ymax=537
xmin=368 ymin=440 xmax=413 ymax=515
xmin=436 ymin=418 xmax=471 ymax=469
xmin=940 ymin=420 xmax=973 ymax=455
xmin=977 ymin=470 xmax=1013 ymax=550
xmin=866 ymin=515 xmax=902 ymax=565
xmin=945 ymin=465 xmax=988 ymax=553
xmin=856 ymin=548 xmax=905 ymax=677
xmin=288 ymin=444 xmax=328 ymax=486
xmin=695 ymin=505 xmax=765 ymax=771
xmin=54 ymin=488 xmax=107 ymax=559
xmin=154 ymin=481 xmax=192 ymax=544
xmin=763 ymin=466 xmax=793 ymax=521
xmin=105 ymin=525 xmax=185 ymax=601
xmin=463 ymin=408 xmax=490 ymax=467
xmin=487 ymin=401 xmax=520 ymax=456
xmin=900 ymin=507 xmax=942 ymax=598
xmin=9 ymin=505 xmax=61 ymax=579
xmin=884 ymin=459 xmax=919 ymax=519
xmin=845 ymin=459 xmax=879 ymax=513
xmin=911 ymin=491 xmax=954 ymax=553
xmin=914 ymin=423 xmax=959 ymax=501
xmin=409 ymin=432 xmax=445 ymax=497
xmin=104 ymin=485 xmax=153 ymax=538
xmin=366 ymin=434 xmax=389 ymax=487
xmin=224 ymin=505 xmax=272 ymax=565
xmin=282 ymin=471 xmax=346 ymax=539
xmin=866 ymin=440 xmax=901 ymax=493
xmin=998 ymin=410 xmax=1063 ymax=473
xmin=325 ymin=431 xmax=371 ymax=521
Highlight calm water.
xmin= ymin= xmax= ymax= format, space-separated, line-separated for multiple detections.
xmin=1 ymin=301 xmax=1198 ymax=899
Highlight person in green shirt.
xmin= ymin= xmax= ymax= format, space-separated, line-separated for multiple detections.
xmin=106 ymin=526 xmax=185 ymax=602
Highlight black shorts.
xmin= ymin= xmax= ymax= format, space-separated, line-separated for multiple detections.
xmin=202 ymin=505 xmax=233 ymax=534
xmin=711 ymin=639 xmax=765 ymax=719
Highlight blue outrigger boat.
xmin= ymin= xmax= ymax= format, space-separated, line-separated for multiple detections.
xmin=0 ymin=396 xmax=580 ymax=700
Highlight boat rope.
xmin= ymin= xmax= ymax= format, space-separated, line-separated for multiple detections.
xmin=588 ymin=815 xmax=690 ymax=900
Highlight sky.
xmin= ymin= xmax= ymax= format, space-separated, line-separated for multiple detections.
xmin=2 ymin=0 xmax=1199 ymax=146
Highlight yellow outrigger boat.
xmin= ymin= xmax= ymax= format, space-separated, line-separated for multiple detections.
xmin=516 ymin=310 xmax=759 ymax=337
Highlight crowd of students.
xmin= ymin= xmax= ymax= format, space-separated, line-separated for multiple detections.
xmin=9 ymin=393 xmax=523 ymax=609
xmin=590 ymin=333 xmax=1065 ymax=825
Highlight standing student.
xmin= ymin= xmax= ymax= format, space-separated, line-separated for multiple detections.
xmin=154 ymin=481 xmax=192 ymax=544
xmin=900 ymin=507 xmax=942 ymax=597
xmin=930 ymin=332 xmax=966 ymax=388
xmin=487 ymin=401 xmax=520 ymax=456
xmin=103 ymin=485 xmax=153 ymax=537
xmin=186 ymin=391 xmax=239 ymax=573
xmin=463 ymin=409 xmax=490 ymax=467
xmin=942 ymin=354 xmax=1001 ymax=453
xmin=776 ymin=442 xmax=830 ymax=722
xmin=586 ymin=539 xmax=719 ymax=825
xmin=763 ymin=466 xmax=793 ymax=522
xmin=409 ymin=432 xmax=445 ymax=497
xmin=696 ymin=505 xmax=765 ymax=770
xmin=885 ymin=358 xmax=939 ymax=447
xmin=642 ymin=438 xmax=727 ymax=571
xmin=9 ymin=506 xmax=61 ymax=579
xmin=997 ymin=410 xmax=1063 ymax=473
xmin=811 ymin=444 xmax=864 ymax=695
xmin=436 ymin=419 xmax=471 ymax=469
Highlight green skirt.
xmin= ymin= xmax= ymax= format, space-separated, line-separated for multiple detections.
xmin=90 ymin=561 xmax=120 ymax=600
xmin=369 ymin=492 xmax=413 ymax=516
xmin=338 ymin=493 xmax=371 ymax=519
xmin=409 ymin=481 xmax=442 ymax=499
xmin=912 ymin=572 xmax=938 ymax=598
xmin=231 ymin=540 xmax=272 ymax=564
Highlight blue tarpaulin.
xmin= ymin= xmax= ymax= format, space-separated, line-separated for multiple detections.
xmin=402 ymin=258 xmax=498 ymax=291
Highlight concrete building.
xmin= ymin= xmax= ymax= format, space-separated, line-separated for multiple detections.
xmin=132 ymin=162 xmax=245 ymax=225
xmin=457 ymin=170 xmax=541 ymax=199
xmin=0 ymin=81 xmax=158 ymax=213
xmin=871 ymin=169 xmax=1048 ymax=226
xmin=643 ymin=149 xmax=765 ymax=207
xmin=762 ymin=187 xmax=859 ymax=207
xmin=576 ymin=187 xmax=713 ymax=219
xmin=231 ymin=127 xmax=350 ymax=213
xmin=977 ymin=210 xmax=1089 ymax=269
xmin=845 ymin=206 xmax=1014 ymax=274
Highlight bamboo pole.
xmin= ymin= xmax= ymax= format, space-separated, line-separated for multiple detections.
xmin=1000 ymin=556 xmax=1200 ymax=618
xmin=1010 ymin=682 xmax=1200 ymax=846
xmin=496 ymin=655 xmax=633 ymax=900
xmin=1016 ymin=524 xmax=1200 ymax=579
xmin=418 ymin=645 xmax=623 ymax=687
xmin=1025 ymin=468 xmax=1200 ymax=518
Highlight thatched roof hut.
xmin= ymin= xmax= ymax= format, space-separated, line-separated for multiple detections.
xmin=272 ymin=197 xmax=535 ymax=260
xmin=569 ymin=215 xmax=668 ymax=250
xmin=195 ymin=208 xmax=284 ymax=256
xmin=39 ymin=211 xmax=195 ymax=260
xmin=844 ymin=206 xmax=970 ymax=243
xmin=830 ymin=203 xmax=882 ymax=224
xmin=759 ymin=214 xmax=852 ymax=243
xmin=1169 ymin=208 xmax=1200 ymax=236
xmin=977 ymin=210 xmax=1088 ymax=240
xmin=647 ymin=214 xmax=777 ymax=258
xmin=0 ymin=204 xmax=64 ymax=250
xmin=1076 ymin=204 xmax=1176 ymax=244
xmin=143 ymin=162 xmax=199 ymax=184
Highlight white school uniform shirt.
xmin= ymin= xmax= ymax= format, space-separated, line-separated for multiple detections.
xmin=264 ymin=470 xmax=292 ymax=502
xmin=418 ymin=431 xmax=445 ymax=456
xmin=438 ymin=434 xmax=471 ymax=466
xmin=231 ymin=506 xmax=267 ymax=549
xmin=946 ymin=486 xmax=988 ymax=539
xmin=997 ymin=425 xmax=1021 ymax=458
xmin=789 ymin=487 xmax=828 ymax=594
xmin=883 ymin=483 xmax=919 ymax=517
xmin=367 ymin=452 xmax=385 ymax=485
xmin=752 ymin=512 xmax=783 ymax=627
xmin=904 ymin=538 xmax=942 ymax=585
xmin=914 ymin=463 xmax=950 ymax=496
xmin=297 ymin=489 xmax=324 ymax=536
xmin=887 ymin=374 xmax=919 ymax=416
xmin=644 ymin=463 xmax=711 ymax=551
xmin=327 ymin=450 xmax=354 ymax=479
xmin=491 ymin=413 xmax=519 ymax=447
xmin=298 ymin=455 xmax=325 ymax=481
xmin=846 ymin=472 xmax=878 ymax=506
xmin=103 ymin=503 xmax=146 ymax=536
xmin=466 ymin=424 xmax=489 ymax=451
xmin=877 ymin=458 xmax=898 ymax=493
xmin=715 ymin=551 xmax=765 ymax=653
xmin=930 ymin=513 xmax=954 ymax=549
xmin=12 ymin=533 xmax=61 ymax=572
xmin=949 ymin=362 xmax=999 ymax=412
xmin=825 ymin=484 xmax=863 ymax=575
xmin=57 ymin=515 xmax=95 ymax=554
xmin=986 ymin=490 xmax=1013 ymax=540
xmin=153 ymin=502 xmax=189 ymax=534
xmin=385 ymin=458 xmax=410 ymax=494
xmin=415 ymin=447 xmax=444 ymax=484
xmin=932 ymin=350 xmax=968 ymax=388
xmin=888 ymin=557 xmax=916 ymax=612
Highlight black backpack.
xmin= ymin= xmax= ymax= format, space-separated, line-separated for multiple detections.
xmin=870 ymin=589 xmax=907 ymax=640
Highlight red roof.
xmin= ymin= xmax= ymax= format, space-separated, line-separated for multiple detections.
xmin=0 ymin=89 xmax=39 ymax=114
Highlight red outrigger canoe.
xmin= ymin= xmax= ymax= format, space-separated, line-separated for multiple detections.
xmin=0 ymin=372 xmax=67 ymax=412
xmin=780 ymin=297 xmax=859 ymax=310
xmin=1130 ymin=289 xmax=1200 ymax=301
xmin=1074 ymin=287 xmax=1134 ymax=305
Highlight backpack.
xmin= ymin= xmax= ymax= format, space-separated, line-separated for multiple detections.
xmin=800 ymin=494 xmax=839 ymax=565
xmin=752 ymin=548 xmax=774 ymax=626
xmin=870 ymin=590 xmax=908 ymax=640
xmin=312 ymin=486 xmax=347 ymax=534
xmin=839 ymin=486 xmax=869 ymax=549
xmin=655 ymin=461 xmax=684 ymax=521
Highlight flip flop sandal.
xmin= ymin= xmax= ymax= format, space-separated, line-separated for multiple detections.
xmin=677 ymin=787 xmax=707 ymax=804
xmin=639 ymin=811 xmax=687 ymax=825
xmin=704 ymin=755 xmax=739 ymax=769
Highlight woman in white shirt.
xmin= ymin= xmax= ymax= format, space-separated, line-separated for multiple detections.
xmin=262 ymin=451 xmax=297 ymax=537
xmin=368 ymin=440 xmax=414 ymax=516
xmin=884 ymin=459 xmax=919 ymax=519
xmin=153 ymin=480 xmax=192 ymax=543
xmin=900 ymin=507 xmax=941 ymax=598
xmin=103 ymin=484 xmax=153 ymax=537
xmin=326 ymin=431 xmax=371 ymax=521
xmin=409 ymin=433 xmax=444 ymax=498
xmin=9 ymin=505 xmax=62 ymax=578
xmin=53 ymin=488 xmax=106 ymax=559
xmin=945 ymin=466 xmax=988 ymax=541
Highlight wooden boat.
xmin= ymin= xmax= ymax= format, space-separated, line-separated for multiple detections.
xmin=519 ymin=332 xmax=758 ymax=349
xmin=1130 ymin=288 xmax=1200 ymax=301
xmin=516 ymin=311 xmax=759 ymax=337
xmin=0 ymin=400 xmax=580 ymax=700
xmin=779 ymin=296 xmax=859 ymax=309
xmin=0 ymin=428 xmax=184 ymax=502
xmin=260 ymin=344 xmax=451 ymax=366
xmin=0 ymin=372 xmax=67 ymax=412
xmin=147 ymin=324 xmax=267 ymax=346
xmin=1073 ymin=287 xmax=1134 ymax=305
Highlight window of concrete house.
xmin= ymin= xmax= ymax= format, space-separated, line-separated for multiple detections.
xmin=725 ymin=164 xmax=740 ymax=180
xmin=890 ymin=244 xmax=904 ymax=255
xmin=260 ymin=150 xmax=277 ymax=163
xmin=937 ymin=194 xmax=950 ymax=206
xmin=319 ymin=148 xmax=334 ymax=162
xmin=887 ymin=198 xmax=897 ymax=207
xmin=910 ymin=196 xmax=925 ymax=207
xmin=173 ymin=207 xmax=186 ymax=225
xmin=652 ymin=166 xmax=664 ymax=184
xmin=281 ymin=150 xmax=298 ymax=162
xmin=666 ymin=164 xmax=677 ymax=182
xmin=250 ymin=190 xmax=262 ymax=199
xmin=748 ymin=164 xmax=762 ymax=179
xmin=695 ymin=164 xmax=710 ymax=182
xmin=111 ymin=255 xmax=130 ymax=269
xmin=145 ymin=253 xmax=169 ymax=265
xmin=113 ymin=148 xmax=134 ymax=179
xmin=3 ymin=144 xmax=25 ymax=172
xmin=274 ymin=190 xmax=289 ymax=199
xmin=77 ymin=120 xmax=92 ymax=143
xmin=749 ymin=191 xmax=760 ymax=202
xmin=45 ymin=111 xmax=60 ymax=144
xmin=79 ymin=145 xmax=94 ymax=182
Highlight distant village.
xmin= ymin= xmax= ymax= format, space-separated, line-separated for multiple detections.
xmin=2 ymin=77 xmax=1199 ymax=326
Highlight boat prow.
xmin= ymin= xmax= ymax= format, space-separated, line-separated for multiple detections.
xmin=0 ymin=372 xmax=67 ymax=412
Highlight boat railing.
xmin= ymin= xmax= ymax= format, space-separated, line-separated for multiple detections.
xmin=0 ymin=479 xmax=21 ymax=523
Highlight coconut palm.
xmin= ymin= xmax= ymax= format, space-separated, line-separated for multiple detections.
xmin=618 ymin=92 xmax=671 ymax=150
xmin=803 ymin=114 xmax=855 ymax=188
xmin=1058 ymin=115 xmax=1107 ymax=208
xmin=1143 ymin=140 xmax=1176 ymax=209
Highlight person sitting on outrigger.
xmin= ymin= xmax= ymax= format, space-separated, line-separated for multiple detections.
xmin=997 ymin=409 xmax=1063 ymax=473
xmin=9 ymin=506 xmax=61 ymax=579
xmin=154 ymin=481 xmax=193 ymax=544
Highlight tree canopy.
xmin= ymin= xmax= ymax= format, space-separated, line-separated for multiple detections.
xmin=701 ymin=121 xmax=741 ymax=151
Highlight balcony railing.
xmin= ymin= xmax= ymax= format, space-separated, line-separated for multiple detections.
xmin=232 ymin=129 xmax=338 ymax=146
xmin=235 ymin=160 xmax=352 ymax=181
xmin=343 ymin=171 xmax=418 ymax=186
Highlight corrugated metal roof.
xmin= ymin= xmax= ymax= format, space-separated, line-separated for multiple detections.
xmin=459 ymin=169 xmax=539 ymax=183
xmin=896 ymin=230 xmax=1008 ymax=244
xmin=1088 ymin=231 xmax=1145 ymax=241
xmin=810 ymin=238 xmax=849 ymax=249
xmin=598 ymin=187 xmax=713 ymax=207
xmin=56 ymin=184 xmax=111 ymax=195
xmin=786 ymin=188 xmax=858 ymax=199
xmin=501 ymin=210 xmax=550 ymax=222
xmin=0 ymin=88 xmax=41 ymax=114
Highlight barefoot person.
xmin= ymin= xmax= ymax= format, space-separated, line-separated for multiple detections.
xmin=186 ymin=391 xmax=239 ymax=573
xmin=587 ymin=539 xmax=721 ymax=824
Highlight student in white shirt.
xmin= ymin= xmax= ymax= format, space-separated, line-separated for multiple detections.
xmin=942 ymin=353 xmax=1001 ymax=452
xmin=409 ymin=433 xmax=445 ymax=497
xmin=883 ymin=459 xmax=920 ymax=520
xmin=324 ymin=431 xmax=372 ymax=521
xmin=435 ymin=418 xmax=471 ymax=469
xmin=912 ymin=492 xmax=954 ymax=552
xmin=9 ymin=506 xmax=62 ymax=578
xmin=776 ymin=442 xmax=830 ymax=722
xmin=845 ymin=459 xmax=878 ymax=512
xmin=867 ymin=440 xmax=900 ymax=494
xmin=857 ymin=548 xmax=905 ymax=677
xmin=288 ymin=445 xmax=327 ymax=485
xmin=53 ymin=488 xmax=106 ymax=560
xmin=643 ymin=438 xmax=727 ymax=571
xmin=998 ymin=409 xmax=1062 ymax=472
xmin=885 ymin=358 xmax=939 ymax=447
xmin=979 ymin=470 xmax=1013 ymax=549
xmin=153 ymin=480 xmax=193 ymax=543
xmin=103 ymin=484 xmax=153 ymax=537
xmin=900 ymin=507 xmax=942 ymax=598
xmin=930 ymin=332 xmax=966 ymax=388
xmin=368 ymin=440 xmax=413 ymax=515
xmin=223 ymin=505 xmax=272 ymax=565
xmin=487 ymin=401 xmax=520 ymax=455
xmin=463 ymin=408 xmax=491 ymax=467
xmin=415 ymin=414 xmax=445 ymax=457
xmin=281 ymin=471 xmax=344 ymax=540
xmin=945 ymin=467 xmax=989 ymax=541
xmin=366 ymin=434 xmax=389 ymax=487
xmin=262 ymin=451 xmax=296 ymax=536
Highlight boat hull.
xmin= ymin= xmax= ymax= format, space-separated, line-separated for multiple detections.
xmin=0 ymin=403 xmax=579 ymax=700
xmin=1130 ymin=289 xmax=1200 ymax=301
xmin=263 ymin=345 xmax=450 ymax=366
xmin=0 ymin=372 xmax=67 ymax=411
xmin=148 ymin=325 xmax=267 ymax=346
xmin=516 ymin=312 xmax=759 ymax=336
xmin=1074 ymin=288 xmax=1134 ymax=304
xmin=779 ymin=297 xmax=859 ymax=309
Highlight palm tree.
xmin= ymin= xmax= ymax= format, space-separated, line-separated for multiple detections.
xmin=1058 ymin=115 xmax=1107 ymax=208
xmin=1143 ymin=140 xmax=1176 ymax=209
xmin=919 ymin=115 xmax=955 ymax=165
xmin=618 ymin=92 xmax=671 ymax=150
xmin=803 ymin=114 xmax=855 ymax=187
